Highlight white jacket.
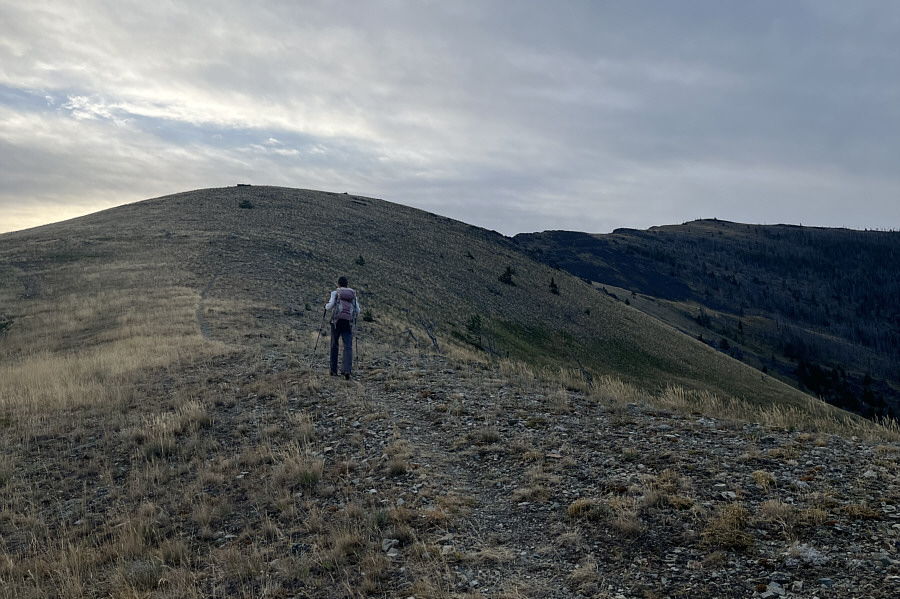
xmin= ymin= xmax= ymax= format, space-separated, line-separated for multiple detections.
xmin=325 ymin=287 xmax=361 ymax=315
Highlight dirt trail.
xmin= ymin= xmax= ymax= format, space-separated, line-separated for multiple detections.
xmin=196 ymin=273 xmax=219 ymax=339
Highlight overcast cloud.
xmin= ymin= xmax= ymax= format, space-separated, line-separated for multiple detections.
xmin=1 ymin=0 xmax=899 ymax=235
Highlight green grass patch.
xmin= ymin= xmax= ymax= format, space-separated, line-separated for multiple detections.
xmin=492 ymin=320 xmax=565 ymax=367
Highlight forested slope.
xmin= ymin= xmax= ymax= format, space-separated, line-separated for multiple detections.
xmin=516 ymin=220 xmax=900 ymax=418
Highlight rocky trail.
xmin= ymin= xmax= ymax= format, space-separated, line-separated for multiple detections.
xmin=6 ymin=349 xmax=899 ymax=599
xmin=264 ymin=351 xmax=900 ymax=598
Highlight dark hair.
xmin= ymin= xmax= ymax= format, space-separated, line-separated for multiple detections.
xmin=338 ymin=276 xmax=348 ymax=287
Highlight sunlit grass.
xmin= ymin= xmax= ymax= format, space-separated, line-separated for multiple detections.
xmin=0 ymin=284 xmax=225 ymax=415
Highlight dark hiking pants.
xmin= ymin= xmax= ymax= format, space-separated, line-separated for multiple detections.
xmin=330 ymin=319 xmax=353 ymax=375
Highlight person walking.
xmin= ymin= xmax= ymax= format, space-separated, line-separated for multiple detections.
xmin=324 ymin=276 xmax=360 ymax=379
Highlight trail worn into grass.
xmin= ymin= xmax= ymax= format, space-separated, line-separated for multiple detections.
xmin=196 ymin=273 xmax=220 ymax=340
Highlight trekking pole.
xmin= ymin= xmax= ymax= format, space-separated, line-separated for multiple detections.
xmin=355 ymin=322 xmax=362 ymax=368
xmin=354 ymin=291 xmax=363 ymax=368
xmin=309 ymin=309 xmax=326 ymax=367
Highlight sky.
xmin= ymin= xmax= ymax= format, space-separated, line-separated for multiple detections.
xmin=1 ymin=1 xmax=899 ymax=236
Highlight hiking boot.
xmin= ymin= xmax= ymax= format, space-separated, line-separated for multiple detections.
xmin=343 ymin=372 xmax=350 ymax=380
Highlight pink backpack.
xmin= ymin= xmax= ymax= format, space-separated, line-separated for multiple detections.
xmin=332 ymin=288 xmax=358 ymax=323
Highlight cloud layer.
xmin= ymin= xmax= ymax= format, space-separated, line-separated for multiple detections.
xmin=2 ymin=0 xmax=899 ymax=235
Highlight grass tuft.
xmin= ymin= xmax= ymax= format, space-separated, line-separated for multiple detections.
xmin=700 ymin=504 xmax=753 ymax=551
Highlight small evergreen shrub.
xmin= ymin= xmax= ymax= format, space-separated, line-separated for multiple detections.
xmin=466 ymin=314 xmax=482 ymax=337
xmin=239 ymin=199 xmax=254 ymax=209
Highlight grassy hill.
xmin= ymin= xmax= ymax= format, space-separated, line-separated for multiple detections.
xmin=2 ymin=187 xmax=897 ymax=598
xmin=515 ymin=220 xmax=900 ymax=419
xmin=2 ymin=187 xmax=830 ymax=409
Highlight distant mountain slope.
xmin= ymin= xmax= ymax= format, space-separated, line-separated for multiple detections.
xmin=515 ymin=219 xmax=900 ymax=418
xmin=1 ymin=187 xmax=817 ymax=412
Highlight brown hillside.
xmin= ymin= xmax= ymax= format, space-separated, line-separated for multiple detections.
xmin=2 ymin=186 xmax=897 ymax=598
xmin=3 ymin=186 xmax=828 ymax=408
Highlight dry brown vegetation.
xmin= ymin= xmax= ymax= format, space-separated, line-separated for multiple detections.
xmin=1 ymin=186 xmax=899 ymax=597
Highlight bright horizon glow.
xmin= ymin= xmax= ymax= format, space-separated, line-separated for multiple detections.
xmin=2 ymin=1 xmax=899 ymax=237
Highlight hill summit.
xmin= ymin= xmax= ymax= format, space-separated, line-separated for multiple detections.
xmin=0 ymin=186 xmax=836 ymax=407
xmin=1 ymin=186 xmax=898 ymax=597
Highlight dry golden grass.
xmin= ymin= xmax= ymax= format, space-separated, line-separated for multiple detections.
xmin=842 ymin=502 xmax=881 ymax=520
xmin=755 ymin=499 xmax=830 ymax=541
xmin=752 ymin=470 xmax=777 ymax=491
xmin=756 ymin=499 xmax=796 ymax=533
xmin=462 ymin=546 xmax=516 ymax=566
xmin=567 ymin=555 xmax=603 ymax=594
xmin=653 ymin=383 xmax=900 ymax=442
xmin=700 ymin=504 xmax=753 ymax=551
xmin=567 ymin=498 xmax=609 ymax=521
xmin=608 ymin=496 xmax=644 ymax=537
xmin=273 ymin=442 xmax=325 ymax=490
xmin=287 ymin=411 xmax=316 ymax=443
xmin=0 ymin=280 xmax=226 ymax=422
xmin=491 ymin=359 xmax=899 ymax=441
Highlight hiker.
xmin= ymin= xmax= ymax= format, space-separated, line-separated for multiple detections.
xmin=324 ymin=276 xmax=360 ymax=379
